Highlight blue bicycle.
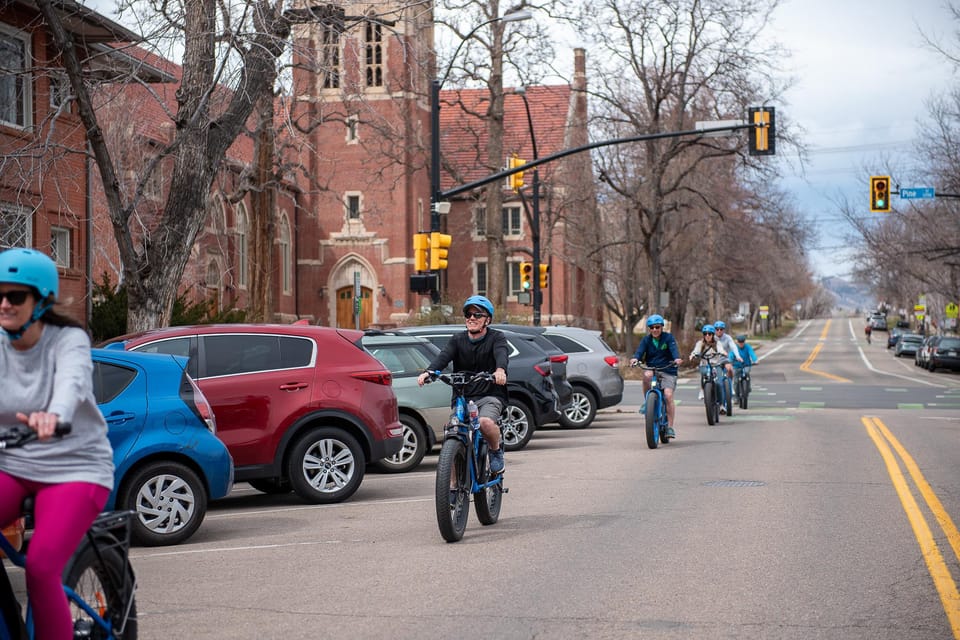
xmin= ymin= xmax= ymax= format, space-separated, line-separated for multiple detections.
xmin=636 ymin=364 xmax=674 ymax=449
xmin=425 ymin=371 xmax=507 ymax=543
xmin=0 ymin=424 xmax=137 ymax=640
xmin=694 ymin=352 xmax=723 ymax=426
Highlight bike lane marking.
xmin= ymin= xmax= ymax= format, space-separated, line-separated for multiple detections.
xmin=862 ymin=416 xmax=960 ymax=637
xmin=799 ymin=319 xmax=853 ymax=383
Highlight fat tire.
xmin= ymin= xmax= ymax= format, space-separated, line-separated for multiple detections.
xmin=501 ymin=400 xmax=534 ymax=451
xmin=435 ymin=438 xmax=470 ymax=542
xmin=118 ymin=461 xmax=207 ymax=547
xmin=375 ymin=415 xmax=428 ymax=473
xmin=558 ymin=386 xmax=597 ymax=428
xmin=703 ymin=383 xmax=716 ymax=426
xmin=644 ymin=394 xmax=660 ymax=449
xmin=287 ymin=427 xmax=365 ymax=504
xmin=723 ymin=377 xmax=734 ymax=417
xmin=473 ymin=438 xmax=503 ymax=525
xmin=64 ymin=541 xmax=138 ymax=639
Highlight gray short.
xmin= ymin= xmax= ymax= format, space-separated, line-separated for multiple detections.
xmin=473 ymin=396 xmax=504 ymax=421
xmin=646 ymin=370 xmax=677 ymax=391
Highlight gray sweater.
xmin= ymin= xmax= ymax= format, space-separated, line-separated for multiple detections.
xmin=0 ymin=325 xmax=114 ymax=490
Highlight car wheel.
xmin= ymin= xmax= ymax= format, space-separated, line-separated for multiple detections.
xmin=375 ymin=415 xmax=427 ymax=473
xmin=248 ymin=478 xmax=292 ymax=494
xmin=287 ymin=427 xmax=365 ymax=504
xmin=501 ymin=400 xmax=534 ymax=451
xmin=119 ymin=461 xmax=207 ymax=547
xmin=558 ymin=386 xmax=597 ymax=429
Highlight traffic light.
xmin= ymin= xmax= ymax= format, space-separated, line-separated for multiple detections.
xmin=520 ymin=261 xmax=533 ymax=290
xmin=748 ymin=107 xmax=775 ymax=156
xmin=429 ymin=232 xmax=451 ymax=270
xmin=508 ymin=154 xmax=525 ymax=191
xmin=870 ymin=176 xmax=891 ymax=212
xmin=538 ymin=263 xmax=549 ymax=289
xmin=413 ymin=232 xmax=428 ymax=271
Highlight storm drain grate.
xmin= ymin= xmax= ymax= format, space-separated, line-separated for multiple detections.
xmin=702 ymin=480 xmax=766 ymax=488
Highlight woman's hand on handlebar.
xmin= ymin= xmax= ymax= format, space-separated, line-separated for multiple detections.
xmin=16 ymin=411 xmax=62 ymax=441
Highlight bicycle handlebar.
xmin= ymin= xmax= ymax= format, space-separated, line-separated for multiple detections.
xmin=0 ymin=422 xmax=72 ymax=449
xmin=424 ymin=370 xmax=496 ymax=388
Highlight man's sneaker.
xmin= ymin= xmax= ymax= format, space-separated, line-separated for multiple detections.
xmin=698 ymin=390 xmax=704 ymax=400
xmin=665 ymin=427 xmax=676 ymax=439
xmin=489 ymin=448 xmax=505 ymax=474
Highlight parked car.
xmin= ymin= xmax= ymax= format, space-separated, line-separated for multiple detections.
xmin=395 ymin=325 xmax=561 ymax=450
xmin=928 ymin=336 xmax=960 ymax=372
xmin=916 ymin=335 xmax=939 ymax=368
xmin=361 ymin=332 xmax=451 ymax=472
xmin=489 ymin=325 xmax=573 ymax=412
xmin=494 ymin=325 xmax=624 ymax=428
xmin=894 ymin=333 xmax=924 ymax=358
xmin=102 ymin=325 xmax=403 ymax=504
xmin=92 ymin=348 xmax=233 ymax=546
xmin=869 ymin=314 xmax=887 ymax=331
xmin=887 ymin=327 xmax=905 ymax=349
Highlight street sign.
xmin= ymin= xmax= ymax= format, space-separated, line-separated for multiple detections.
xmin=946 ymin=302 xmax=959 ymax=319
xmin=899 ymin=187 xmax=935 ymax=199
xmin=759 ymin=305 xmax=769 ymax=319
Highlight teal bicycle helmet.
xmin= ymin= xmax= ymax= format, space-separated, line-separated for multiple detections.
xmin=713 ymin=320 xmax=726 ymax=330
xmin=0 ymin=248 xmax=59 ymax=340
xmin=701 ymin=324 xmax=716 ymax=335
xmin=463 ymin=295 xmax=494 ymax=317
xmin=646 ymin=314 xmax=665 ymax=327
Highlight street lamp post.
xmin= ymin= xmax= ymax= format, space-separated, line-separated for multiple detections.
xmin=515 ymin=87 xmax=542 ymax=326
xmin=429 ymin=10 xmax=532 ymax=232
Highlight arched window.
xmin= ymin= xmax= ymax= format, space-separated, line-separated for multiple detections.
xmin=235 ymin=202 xmax=248 ymax=288
xmin=278 ymin=212 xmax=292 ymax=294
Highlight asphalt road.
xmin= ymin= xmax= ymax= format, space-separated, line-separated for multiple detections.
xmin=17 ymin=318 xmax=960 ymax=639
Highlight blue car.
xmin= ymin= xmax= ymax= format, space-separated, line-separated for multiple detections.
xmin=92 ymin=348 xmax=233 ymax=546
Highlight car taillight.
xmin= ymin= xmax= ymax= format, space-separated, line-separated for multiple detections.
xmin=187 ymin=376 xmax=217 ymax=433
xmin=604 ymin=355 xmax=619 ymax=367
xmin=534 ymin=363 xmax=551 ymax=377
xmin=352 ymin=370 xmax=393 ymax=385
xmin=549 ymin=354 xmax=568 ymax=364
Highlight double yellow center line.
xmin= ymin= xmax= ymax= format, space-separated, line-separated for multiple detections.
xmin=800 ymin=319 xmax=852 ymax=383
xmin=863 ymin=416 xmax=960 ymax=636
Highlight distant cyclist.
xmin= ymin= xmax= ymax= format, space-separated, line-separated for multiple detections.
xmin=417 ymin=295 xmax=508 ymax=473
xmin=629 ymin=314 xmax=682 ymax=439
xmin=864 ymin=324 xmax=872 ymax=344
xmin=713 ymin=321 xmax=743 ymax=379
xmin=690 ymin=324 xmax=727 ymax=401
xmin=732 ymin=335 xmax=758 ymax=396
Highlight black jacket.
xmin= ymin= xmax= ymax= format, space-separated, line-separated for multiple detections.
xmin=428 ymin=328 xmax=510 ymax=403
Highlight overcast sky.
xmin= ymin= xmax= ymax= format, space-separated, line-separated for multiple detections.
xmin=770 ymin=0 xmax=956 ymax=280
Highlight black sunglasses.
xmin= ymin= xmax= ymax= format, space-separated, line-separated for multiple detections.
xmin=0 ymin=291 xmax=31 ymax=306
xmin=464 ymin=312 xmax=488 ymax=319
xmin=649 ymin=324 xmax=663 ymax=329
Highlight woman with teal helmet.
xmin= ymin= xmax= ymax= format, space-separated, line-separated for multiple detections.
xmin=0 ymin=248 xmax=115 ymax=639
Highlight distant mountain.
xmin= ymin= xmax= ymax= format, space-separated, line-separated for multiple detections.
xmin=820 ymin=276 xmax=875 ymax=313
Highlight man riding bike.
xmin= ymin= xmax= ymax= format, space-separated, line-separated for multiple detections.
xmin=629 ymin=314 xmax=682 ymax=439
xmin=417 ymin=295 xmax=508 ymax=473
xmin=732 ymin=334 xmax=757 ymax=396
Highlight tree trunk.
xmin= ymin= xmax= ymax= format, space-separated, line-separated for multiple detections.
xmin=249 ymin=93 xmax=276 ymax=322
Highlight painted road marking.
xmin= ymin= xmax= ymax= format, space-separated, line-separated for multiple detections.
xmin=800 ymin=319 xmax=852 ymax=383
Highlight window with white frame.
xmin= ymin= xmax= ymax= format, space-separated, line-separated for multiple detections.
xmin=278 ymin=212 xmax=292 ymax=294
xmin=346 ymin=115 xmax=358 ymax=143
xmin=50 ymin=227 xmax=70 ymax=268
xmin=49 ymin=72 xmax=71 ymax=112
xmin=235 ymin=203 xmax=248 ymax=288
xmin=0 ymin=25 xmax=31 ymax=128
xmin=345 ymin=194 xmax=361 ymax=220
xmin=475 ymin=261 xmax=488 ymax=296
xmin=473 ymin=206 xmax=485 ymax=237
xmin=509 ymin=262 xmax=524 ymax=296
xmin=319 ymin=24 xmax=340 ymax=89
xmin=0 ymin=203 xmax=31 ymax=249
xmin=502 ymin=204 xmax=522 ymax=237
xmin=364 ymin=19 xmax=383 ymax=87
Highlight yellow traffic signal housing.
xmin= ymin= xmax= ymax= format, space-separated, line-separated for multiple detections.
xmin=509 ymin=155 xmax=525 ymax=191
xmin=870 ymin=176 xmax=891 ymax=212
xmin=538 ymin=263 xmax=549 ymax=289
xmin=748 ymin=107 xmax=775 ymax=156
xmin=520 ymin=261 xmax=533 ymax=290
xmin=429 ymin=232 xmax=452 ymax=270
xmin=413 ymin=233 xmax=429 ymax=271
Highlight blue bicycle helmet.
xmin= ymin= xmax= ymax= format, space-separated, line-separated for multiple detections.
xmin=736 ymin=334 xmax=747 ymax=342
xmin=0 ymin=248 xmax=58 ymax=300
xmin=646 ymin=314 xmax=665 ymax=327
xmin=701 ymin=324 xmax=716 ymax=335
xmin=463 ymin=295 xmax=494 ymax=317
xmin=713 ymin=320 xmax=726 ymax=330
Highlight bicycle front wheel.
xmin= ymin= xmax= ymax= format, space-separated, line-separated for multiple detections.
xmin=703 ymin=383 xmax=716 ymax=426
xmin=644 ymin=394 xmax=660 ymax=449
xmin=723 ymin=377 xmax=733 ymax=417
xmin=435 ymin=438 xmax=470 ymax=542
xmin=64 ymin=541 xmax=137 ymax=639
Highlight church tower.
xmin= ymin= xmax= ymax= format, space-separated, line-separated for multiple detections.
xmin=289 ymin=2 xmax=434 ymax=327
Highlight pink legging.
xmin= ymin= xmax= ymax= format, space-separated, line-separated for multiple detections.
xmin=0 ymin=472 xmax=108 ymax=640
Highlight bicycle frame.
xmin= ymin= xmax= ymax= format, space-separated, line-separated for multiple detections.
xmin=447 ymin=394 xmax=503 ymax=495
xmin=641 ymin=367 xmax=671 ymax=448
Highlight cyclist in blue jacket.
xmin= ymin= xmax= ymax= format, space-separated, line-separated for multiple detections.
xmin=732 ymin=335 xmax=757 ymax=396
xmin=629 ymin=314 xmax=683 ymax=438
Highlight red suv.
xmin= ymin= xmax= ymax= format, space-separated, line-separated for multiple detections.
xmin=103 ymin=325 xmax=403 ymax=504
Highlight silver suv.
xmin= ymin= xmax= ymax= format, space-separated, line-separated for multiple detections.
xmin=493 ymin=325 xmax=624 ymax=428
